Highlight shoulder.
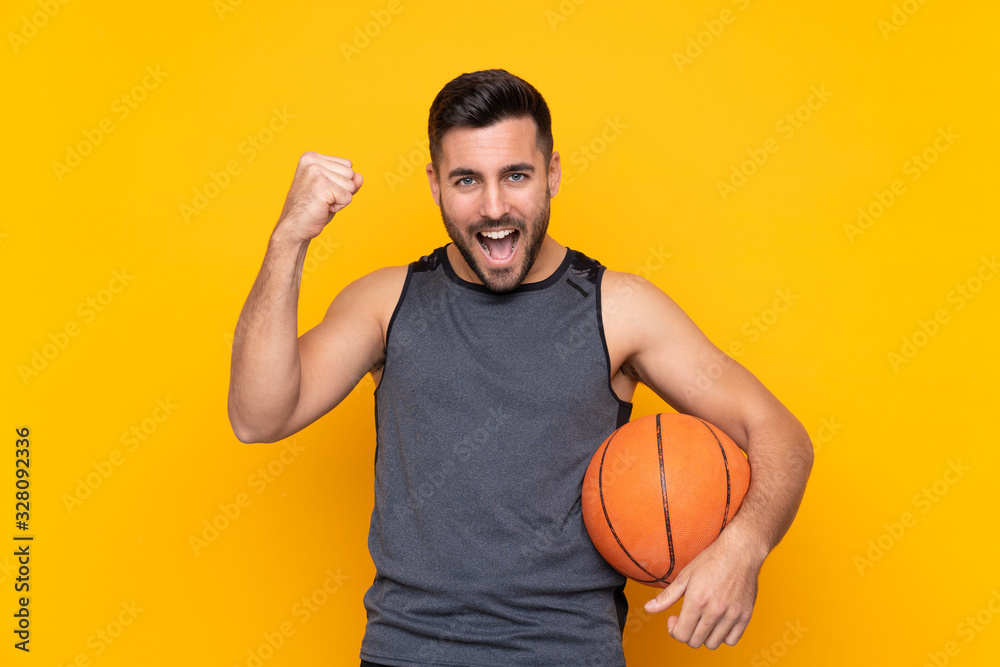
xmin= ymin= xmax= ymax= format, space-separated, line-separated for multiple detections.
xmin=323 ymin=265 xmax=409 ymax=322
xmin=338 ymin=264 xmax=408 ymax=296
xmin=600 ymin=269 xmax=706 ymax=374
xmin=332 ymin=245 xmax=450 ymax=315
xmin=601 ymin=268 xmax=679 ymax=317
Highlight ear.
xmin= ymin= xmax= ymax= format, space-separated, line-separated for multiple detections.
xmin=426 ymin=163 xmax=441 ymax=207
xmin=547 ymin=151 xmax=562 ymax=198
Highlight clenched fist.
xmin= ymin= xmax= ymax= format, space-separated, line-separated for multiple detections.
xmin=274 ymin=152 xmax=363 ymax=243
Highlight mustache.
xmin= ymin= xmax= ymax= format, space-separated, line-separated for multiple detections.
xmin=469 ymin=215 xmax=525 ymax=235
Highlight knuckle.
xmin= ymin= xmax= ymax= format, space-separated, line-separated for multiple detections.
xmin=723 ymin=606 xmax=742 ymax=622
xmin=303 ymin=161 xmax=324 ymax=175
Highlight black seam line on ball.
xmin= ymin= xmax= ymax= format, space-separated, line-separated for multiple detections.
xmin=599 ymin=426 xmax=662 ymax=582
xmin=658 ymin=414 xmax=676 ymax=581
xmin=696 ymin=417 xmax=733 ymax=534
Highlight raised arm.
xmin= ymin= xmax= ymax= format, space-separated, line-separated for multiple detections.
xmin=601 ymin=269 xmax=814 ymax=650
xmin=227 ymin=152 xmax=401 ymax=444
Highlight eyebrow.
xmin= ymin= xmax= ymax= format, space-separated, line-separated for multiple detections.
xmin=447 ymin=162 xmax=536 ymax=180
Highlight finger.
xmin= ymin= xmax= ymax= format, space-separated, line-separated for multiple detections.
xmin=299 ymin=152 xmax=354 ymax=170
xmin=325 ymin=181 xmax=355 ymax=213
xmin=296 ymin=169 xmax=355 ymax=214
xmin=686 ymin=613 xmax=723 ymax=650
xmin=352 ymin=171 xmax=364 ymax=191
xmin=301 ymin=161 xmax=358 ymax=191
xmin=667 ymin=597 xmax=702 ymax=646
xmin=723 ymin=617 xmax=749 ymax=646
xmin=296 ymin=155 xmax=359 ymax=192
xmin=645 ymin=578 xmax=686 ymax=613
xmin=704 ymin=615 xmax=737 ymax=650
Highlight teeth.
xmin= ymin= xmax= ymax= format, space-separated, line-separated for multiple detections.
xmin=480 ymin=229 xmax=514 ymax=240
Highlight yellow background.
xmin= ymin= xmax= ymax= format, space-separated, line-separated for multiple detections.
xmin=4 ymin=0 xmax=999 ymax=665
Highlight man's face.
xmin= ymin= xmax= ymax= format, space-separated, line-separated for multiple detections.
xmin=427 ymin=116 xmax=560 ymax=293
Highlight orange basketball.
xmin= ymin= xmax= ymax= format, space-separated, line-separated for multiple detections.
xmin=582 ymin=413 xmax=751 ymax=587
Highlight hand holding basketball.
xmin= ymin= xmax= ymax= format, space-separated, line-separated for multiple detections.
xmin=581 ymin=412 xmax=758 ymax=649
xmin=646 ymin=525 xmax=763 ymax=649
xmin=274 ymin=152 xmax=364 ymax=243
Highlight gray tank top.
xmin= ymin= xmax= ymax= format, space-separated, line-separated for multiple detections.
xmin=360 ymin=245 xmax=633 ymax=666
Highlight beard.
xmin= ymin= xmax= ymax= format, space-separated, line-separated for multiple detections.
xmin=440 ymin=191 xmax=551 ymax=294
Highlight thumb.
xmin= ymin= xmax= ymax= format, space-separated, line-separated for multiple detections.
xmin=645 ymin=577 xmax=687 ymax=614
xmin=352 ymin=171 xmax=364 ymax=192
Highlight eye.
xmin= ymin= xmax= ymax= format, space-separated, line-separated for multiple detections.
xmin=457 ymin=176 xmax=475 ymax=187
xmin=509 ymin=173 xmax=526 ymax=182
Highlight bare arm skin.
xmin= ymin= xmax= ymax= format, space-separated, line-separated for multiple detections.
xmin=227 ymin=152 xmax=403 ymax=443
xmin=602 ymin=270 xmax=814 ymax=650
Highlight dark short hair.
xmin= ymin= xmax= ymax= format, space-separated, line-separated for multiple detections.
xmin=427 ymin=69 xmax=553 ymax=169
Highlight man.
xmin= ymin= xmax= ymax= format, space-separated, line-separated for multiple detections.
xmin=228 ymin=69 xmax=813 ymax=666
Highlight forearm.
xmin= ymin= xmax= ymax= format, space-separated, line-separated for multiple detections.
xmin=722 ymin=412 xmax=814 ymax=563
xmin=228 ymin=231 xmax=310 ymax=442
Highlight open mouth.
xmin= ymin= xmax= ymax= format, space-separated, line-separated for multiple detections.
xmin=475 ymin=228 xmax=520 ymax=264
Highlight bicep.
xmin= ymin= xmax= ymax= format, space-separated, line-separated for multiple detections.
xmin=616 ymin=280 xmax=788 ymax=449
xmin=277 ymin=267 xmax=402 ymax=439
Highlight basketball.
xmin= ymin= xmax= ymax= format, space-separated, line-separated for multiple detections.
xmin=582 ymin=413 xmax=751 ymax=587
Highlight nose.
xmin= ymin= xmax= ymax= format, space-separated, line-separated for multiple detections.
xmin=479 ymin=181 xmax=510 ymax=221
